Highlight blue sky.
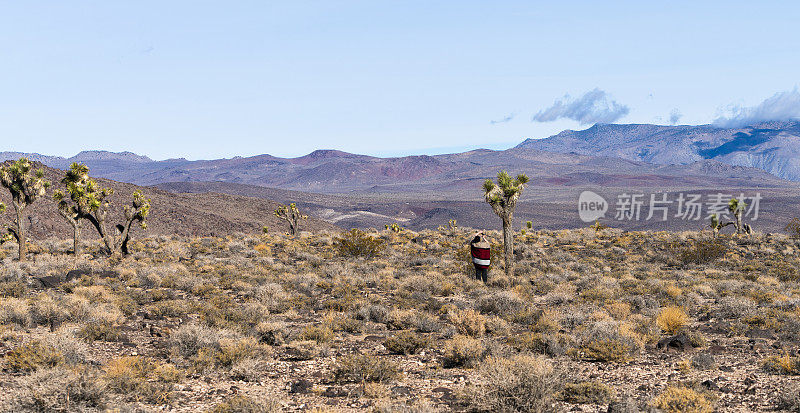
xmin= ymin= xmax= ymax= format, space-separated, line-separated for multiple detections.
xmin=1 ymin=1 xmax=799 ymax=160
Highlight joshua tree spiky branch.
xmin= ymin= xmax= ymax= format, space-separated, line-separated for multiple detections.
xmin=0 ymin=158 xmax=50 ymax=261
xmin=275 ymin=203 xmax=307 ymax=235
xmin=483 ymin=170 xmax=528 ymax=277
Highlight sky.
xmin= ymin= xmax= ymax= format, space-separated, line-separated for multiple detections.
xmin=1 ymin=1 xmax=799 ymax=160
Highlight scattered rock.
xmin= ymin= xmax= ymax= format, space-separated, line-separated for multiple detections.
xmin=322 ymin=386 xmax=348 ymax=398
xmin=391 ymin=386 xmax=412 ymax=396
xmin=657 ymin=333 xmax=691 ymax=351
xmin=289 ymin=379 xmax=313 ymax=394
xmin=700 ymin=379 xmax=719 ymax=392
xmin=607 ymin=397 xmax=640 ymax=413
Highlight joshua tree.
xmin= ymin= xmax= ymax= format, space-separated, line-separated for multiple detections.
xmin=54 ymin=163 xmax=149 ymax=255
xmin=115 ymin=191 xmax=151 ymax=254
xmin=53 ymin=163 xmax=113 ymax=255
xmin=483 ymin=170 xmax=528 ymax=276
xmin=0 ymin=158 xmax=50 ymax=261
xmin=728 ymin=198 xmax=752 ymax=235
xmin=275 ymin=203 xmax=306 ymax=235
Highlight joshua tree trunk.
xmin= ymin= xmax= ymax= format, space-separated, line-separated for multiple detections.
xmin=86 ymin=213 xmax=115 ymax=255
xmin=734 ymin=209 xmax=743 ymax=235
xmin=14 ymin=203 xmax=26 ymax=261
xmin=502 ymin=213 xmax=514 ymax=276
xmin=73 ymin=221 xmax=81 ymax=256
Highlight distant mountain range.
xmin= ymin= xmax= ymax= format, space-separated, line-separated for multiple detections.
xmin=3 ymin=121 xmax=798 ymax=195
xmin=3 ymin=121 xmax=800 ymax=232
xmin=519 ymin=120 xmax=800 ymax=181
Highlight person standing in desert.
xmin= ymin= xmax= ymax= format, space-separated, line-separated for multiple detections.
xmin=470 ymin=232 xmax=491 ymax=282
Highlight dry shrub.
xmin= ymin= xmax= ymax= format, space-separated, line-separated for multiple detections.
xmin=299 ymin=324 xmax=334 ymax=344
xmin=335 ymin=229 xmax=385 ymax=258
xmin=29 ymin=293 xmax=69 ymax=331
xmin=4 ymin=366 xmax=105 ymax=412
xmin=103 ymin=356 xmax=176 ymax=404
xmin=559 ymin=380 xmax=616 ymax=404
xmin=169 ymin=323 xmax=224 ymax=358
xmin=334 ymin=354 xmax=400 ymax=383
xmin=651 ymin=386 xmax=713 ymax=413
xmin=441 ymin=335 xmax=486 ymax=368
xmin=253 ymin=321 xmax=288 ymax=346
xmin=385 ymin=330 xmax=428 ymax=355
xmin=656 ymin=306 xmax=689 ymax=334
xmin=230 ymin=358 xmax=269 ymax=382
xmin=210 ymin=394 xmax=281 ymax=413
xmin=575 ymin=321 xmax=642 ymax=362
xmin=507 ymin=332 xmax=571 ymax=356
xmin=775 ymin=383 xmax=800 ymax=412
xmin=217 ymin=337 xmax=266 ymax=368
xmin=467 ymin=355 xmax=564 ymax=413
xmin=0 ymin=297 xmax=31 ymax=328
xmin=762 ymin=354 xmax=800 ymax=375
xmin=675 ymin=239 xmax=726 ymax=265
xmin=450 ymin=308 xmax=487 ymax=337
xmin=78 ymin=303 xmax=125 ymax=342
xmin=477 ymin=291 xmax=525 ymax=316
xmin=786 ymin=218 xmax=800 ymax=239
xmin=4 ymin=339 xmax=64 ymax=372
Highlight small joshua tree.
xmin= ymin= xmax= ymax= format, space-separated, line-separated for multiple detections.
xmin=275 ymin=203 xmax=306 ymax=235
xmin=93 ymin=190 xmax=151 ymax=255
xmin=54 ymin=163 xmax=113 ymax=256
xmin=483 ymin=170 xmax=528 ymax=276
xmin=728 ymin=198 xmax=752 ymax=235
xmin=115 ymin=190 xmax=151 ymax=254
xmin=0 ymin=158 xmax=50 ymax=261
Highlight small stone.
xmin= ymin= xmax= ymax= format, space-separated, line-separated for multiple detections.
xmin=290 ymin=379 xmax=313 ymax=394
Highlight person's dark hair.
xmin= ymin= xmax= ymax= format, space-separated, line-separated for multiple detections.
xmin=472 ymin=235 xmax=482 ymax=243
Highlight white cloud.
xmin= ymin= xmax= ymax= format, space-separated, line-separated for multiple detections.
xmin=714 ymin=87 xmax=800 ymax=127
xmin=532 ymin=88 xmax=629 ymax=125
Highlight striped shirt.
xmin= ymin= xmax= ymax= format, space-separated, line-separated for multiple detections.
xmin=470 ymin=244 xmax=491 ymax=269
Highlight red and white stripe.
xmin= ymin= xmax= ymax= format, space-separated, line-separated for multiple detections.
xmin=471 ymin=245 xmax=491 ymax=269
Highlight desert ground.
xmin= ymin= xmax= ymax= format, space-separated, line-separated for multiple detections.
xmin=1 ymin=226 xmax=799 ymax=412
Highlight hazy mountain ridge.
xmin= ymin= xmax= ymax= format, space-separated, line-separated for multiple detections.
xmin=2 ymin=121 xmax=798 ymax=194
xmin=518 ymin=121 xmax=800 ymax=180
xmin=0 ymin=162 xmax=337 ymax=240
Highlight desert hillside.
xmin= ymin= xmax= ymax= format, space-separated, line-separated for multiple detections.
xmin=0 ymin=162 xmax=338 ymax=241
xmin=0 ymin=228 xmax=799 ymax=411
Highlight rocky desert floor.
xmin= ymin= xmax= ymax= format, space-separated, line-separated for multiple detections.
xmin=0 ymin=227 xmax=799 ymax=412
